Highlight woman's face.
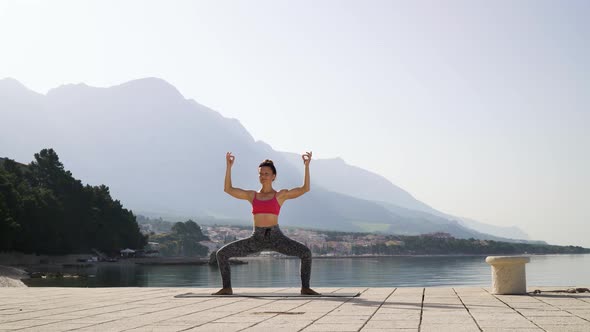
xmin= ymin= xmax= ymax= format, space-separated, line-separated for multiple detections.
xmin=258 ymin=166 xmax=276 ymax=184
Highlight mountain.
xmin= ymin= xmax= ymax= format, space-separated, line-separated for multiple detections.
xmin=456 ymin=217 xmax=529 ymax=241
xmin=281 ymin=152 xmax=530 ymax=240
xmin=0 ymin=77 xmax=530 ymax=241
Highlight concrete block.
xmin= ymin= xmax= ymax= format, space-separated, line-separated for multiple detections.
xmin=486 ymin=256 xmax=530 ymax=295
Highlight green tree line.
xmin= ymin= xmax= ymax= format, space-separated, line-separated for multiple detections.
xmin=0 ymin=149 xmax=147 ymax=255
xmin=349 ymin=236 xmax=590 ymax=255
xmin=149 ymin=220 xmax=209 ymax=257
xmin=321 ymin=231 xmax=589 ymax=255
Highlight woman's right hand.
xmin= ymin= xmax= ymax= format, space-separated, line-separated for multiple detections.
xmin=226 ymin=152 xmax=235 ymax=167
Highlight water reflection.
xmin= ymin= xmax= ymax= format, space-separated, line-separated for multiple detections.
xmin=24 ymin=254 xmax=590 ymax=288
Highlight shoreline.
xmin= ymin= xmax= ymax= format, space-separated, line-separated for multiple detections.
xmin=6 ymin=254 xmax=590 ymax=288
xmin=3 ymin=252 xmax=588 ymax=282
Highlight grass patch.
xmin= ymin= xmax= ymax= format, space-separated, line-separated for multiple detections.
xmin=351 ymin=222 xmax=390 ymax=233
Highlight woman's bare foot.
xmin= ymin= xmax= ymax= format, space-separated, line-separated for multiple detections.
xmin=301 ymin=287 xmax=321 ymax=295
xmin=211 ymin=288 xmax=233 ymax=295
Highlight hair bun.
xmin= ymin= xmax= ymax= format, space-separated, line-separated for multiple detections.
xmin=258 ymin=159 xmax=277 ymax=175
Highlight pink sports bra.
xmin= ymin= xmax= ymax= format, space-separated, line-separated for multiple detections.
xmin=252 ymin=192 xmax=281 ymax=215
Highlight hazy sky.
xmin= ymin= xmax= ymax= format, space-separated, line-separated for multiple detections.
xmin=1 ymin=0 xmax=589 ymax=247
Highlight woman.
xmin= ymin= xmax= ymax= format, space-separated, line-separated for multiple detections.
xmin=212 ymin=151 xmax=320 ymax=295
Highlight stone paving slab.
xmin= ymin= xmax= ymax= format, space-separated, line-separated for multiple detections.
xmin=0 ymin=287 xmax=589 ymax=331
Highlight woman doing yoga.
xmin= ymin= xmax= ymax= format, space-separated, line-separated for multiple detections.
xmin=212 ymin=151 xmax=320 ymax=295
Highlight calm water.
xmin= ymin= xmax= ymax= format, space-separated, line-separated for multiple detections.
xmin=24 ymin=254 xmax=590 ymax=288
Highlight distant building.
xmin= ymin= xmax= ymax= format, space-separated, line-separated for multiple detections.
xmin=120 ymin=248 xmax=135 ymax=257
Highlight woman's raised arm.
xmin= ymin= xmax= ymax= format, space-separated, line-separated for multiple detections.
xmin=224 ymin=152 xmax=253 ymax=200
xmin=280 ymin=151 xmax=312 ymax=200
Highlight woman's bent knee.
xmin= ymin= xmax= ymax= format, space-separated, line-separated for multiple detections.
xmin=216 ymin=248 xmax=228 ymax=260
xmin=301 ymin=247 xmax=311 ymax=259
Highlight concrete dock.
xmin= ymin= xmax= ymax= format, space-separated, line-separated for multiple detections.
xmin=1 ymin=287 xmax=589 ymax=331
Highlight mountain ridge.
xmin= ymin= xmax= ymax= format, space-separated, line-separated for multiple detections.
xmin=0 ymin=77 xmax=532 ymax=243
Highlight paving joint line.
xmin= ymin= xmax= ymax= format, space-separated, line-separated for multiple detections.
xmin=173 ymin=288 xmax=294 ymax=331
xmin=8 ymin=290 xmax=179 ymax=329
xmin=177 ymin=298 xmax=284 ymax=331
xmin=1 ymin=293 xmax=98 ymax=309
xmin=126 ymin=291 xmax=286 ymax=332
xmin=29 ymin=290 xmax=222 ymax=332
xmin=237 ymin=288 xmax=354 ymax=331
xmin=125 ymin=289 xmax=263 ymax=331
xmin=483 ymin=288 xmax=547 ymax=332
xmin=453 ymin=287 xmax=482 ymax=332
xmin=296 ymin=287 xmax=369 ymax=332
xmin=206 ymin=287 xmax=310 ymax=331
xmin=356 ymin=288 xmax=397 ymax=332
xmin=529 ymin=293 xmax=590 ymax=323
xmin=236 ymin=291 xmax=322 ymax=331
xmin=254 ymin=287 xmax=347 ymax=330
xmin=417 ymin=288 xmax=424 ymax=332
xmin=237 ymin=301 xmax=313 ymax=331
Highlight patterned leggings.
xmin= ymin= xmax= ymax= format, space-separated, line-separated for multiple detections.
xmin=216 ymin=225 xmax=312 ymax=288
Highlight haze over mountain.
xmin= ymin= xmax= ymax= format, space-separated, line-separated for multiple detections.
xmin=1 ymin=77 xmax=531 ymax=242
xmin=281 ymin=153 xmax=530 ymax=240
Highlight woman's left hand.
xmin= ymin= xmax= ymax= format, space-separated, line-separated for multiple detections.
xmin=302 ymin=151 xmax=312 ymax=166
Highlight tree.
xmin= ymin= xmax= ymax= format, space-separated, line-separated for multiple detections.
xmin=0 ymin=162 xmax=22 ymax=250
xmin=0 ymin=150 xmax=147 ymax=254
xmin=151 ymin=220 xmax=209 ymax=257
